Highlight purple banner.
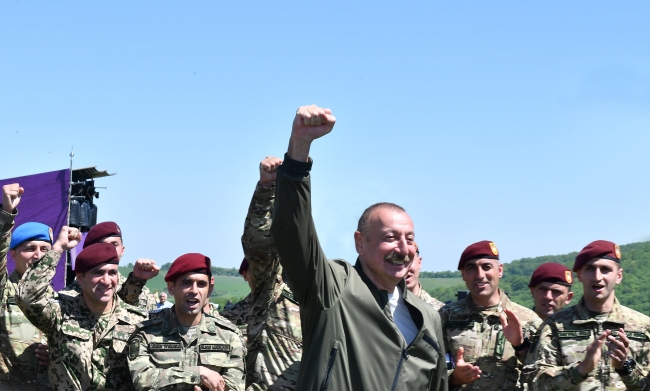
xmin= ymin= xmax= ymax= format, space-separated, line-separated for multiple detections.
xmin=0 ymin=169 xmax=70 ymax=290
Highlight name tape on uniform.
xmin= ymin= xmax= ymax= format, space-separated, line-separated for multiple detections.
xmin=150 ymin=343 xmax=182 ymax=351
xmin=199 ymin=344 xmax=231 ymax=352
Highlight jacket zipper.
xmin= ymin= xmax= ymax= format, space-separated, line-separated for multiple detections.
xmin=422 ymin=334 xmax=443 ymax=359
xmin=319 ymin=346 xmax=339 ymax=391
xmin=390 ymin=348 xmax=409 ymax=391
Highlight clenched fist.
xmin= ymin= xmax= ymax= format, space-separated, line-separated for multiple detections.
xmin=288 ymin=105 xmax=336 ymax=162
xmin=2 ymin=183 xmax=24 ymax=213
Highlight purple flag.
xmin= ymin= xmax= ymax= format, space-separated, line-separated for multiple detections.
xmin=0 ymin=169 xmax=70 ymax=290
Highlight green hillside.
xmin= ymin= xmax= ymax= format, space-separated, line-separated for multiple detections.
xmin=423 ymin=241 xmax=650 ymax=316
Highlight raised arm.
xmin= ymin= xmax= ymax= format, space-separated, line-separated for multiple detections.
xmin=16 ymin=226 xmax=80 ymax=335
xmin=118 ymin=258 xmax=160 ymax=305
xmin=269 ymin=105 xmax=342 ymax=309
xmin=0 ymin=184 xmax=21 ymax=284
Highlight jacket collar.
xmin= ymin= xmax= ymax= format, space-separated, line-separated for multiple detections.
xmin=160 ymin=307 xmax=215 ymax=336
xmin=353 ymin=258 xmax=412 ymax=307
xmin=573 ymin=296 xmax=626 ymax=326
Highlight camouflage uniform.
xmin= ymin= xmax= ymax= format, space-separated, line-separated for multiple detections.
xmin=220 ymin=294 xmax=252 ymax=327
xmin=417 ymin=284 xmax=445 ymax=311
xmin=0 ymin=208 xmax=53 ymax=391
xmin=127 ymin=307 xmax=245 ymax=391
xmin=241 ymin=183 xmax=302 ymax=391
xmin=59 ymin=271 xmax=158 ymax=311
xmin=16 ymin=250 xmax=147 ymax=391
xmin=523 ymin=297 xmax=650 ymax=391
xmin=439 ymin=289 xmax=541 ymax=391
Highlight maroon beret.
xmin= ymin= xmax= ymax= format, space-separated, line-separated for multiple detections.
xmin=74 ymin=243 xmax=119 ymax=273
xmin=458 ymin=240 xmax=499 ymax=270
xmin=84 ymin=222 xmax=122 ymax=248
xmin=573 ymin=240 xmax=621 ymax=272
xmin=165 ymin=253 xmax=212 ymax=282
xmin=528 ymin=262 xmax=573 ymax=287
xmin=238 ymin=258 xmax=249 ymax=275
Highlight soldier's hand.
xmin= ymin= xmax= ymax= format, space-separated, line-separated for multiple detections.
xmin=198 ymin=366 xmax=226 ymax=391
xmin=2 ymin=183 xmax=24 ymax=213
xmin=35 ymin=343 xmax=49 ymax=366
xmin=577 ymin=330 xmax=610 ymax=377
xmin=450 ymin=346 xmax=481 ymax=386
xmin=499 ymin=308 xmax=524 ymax=346
xmin=133 ymin=258 xmax=160 ymax=280
xmin=259 ymin=156 xmax=283 ymax=188
xmin=607 ymin=328 xmax=630 ymax=369
xmin=52 ymin=226 xmax=82 ymax=253
xmin=288 ymin=105 xmax=336 ymax=162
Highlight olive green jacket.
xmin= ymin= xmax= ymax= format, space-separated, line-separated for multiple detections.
xmin=270 ymin=155 xmax=448 ymax=391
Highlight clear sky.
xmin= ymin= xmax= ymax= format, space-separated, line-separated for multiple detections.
xmin=2 ymin=1 xmax=649 ymax=272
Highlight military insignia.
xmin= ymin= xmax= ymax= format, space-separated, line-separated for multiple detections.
xmin=489 ymin=242 xmax=498 ymax=256
xmin=129 ymin=339 xmax=140 ymax=360
xmin=199 ymin=344 xmax=231 ymax=352
xmin=48 ymin=227 xmax=53 ymax=242
xmin=565 ymin=271 xmax=573 ymax=284
xmin=615 ymin=244 xmax=621 ymax=259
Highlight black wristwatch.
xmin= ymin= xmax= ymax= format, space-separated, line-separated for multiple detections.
xmin=615 ymin=359 xmax=637 ymax=377
xmin=513 ymin=336 xmax=531 ymax=352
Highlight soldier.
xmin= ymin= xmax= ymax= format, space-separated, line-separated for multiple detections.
xmin=439 ymin=240 xmax=540 ymax=391
xmin=127 ymin=253 xmax=245 ymax=391
xmin=17 ymin=236 xmax=156 ymax=390
xmin=58 ymin=221 xmax=159 ymax=311
xmin=219 ymin=259 xmax=252 ymax=328
xmin=406 ymin=242 xmax=445 ymax=311
xmin=524 ymin=240 xmax=650 ymax=391
xmin=528 ymin=262 xmax=574 ymax=321
xmin=241 ymin=156 xmax=302 ymax=390
xmin=0 ymin=183 xmax=52 ymax=390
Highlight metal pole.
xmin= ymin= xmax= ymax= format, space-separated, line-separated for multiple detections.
xmin=67 ymin=147 xmax=74 ymax=226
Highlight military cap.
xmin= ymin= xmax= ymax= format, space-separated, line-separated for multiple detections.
xmin=238 ymin=258 xmax=249 ymax=275
xmin=74 ymin=242 xmax=119 ymax=273
xmin=528 ymin=262 xmax=573 ymax=287
xmin=165 ymin=253 xmax=212 ymax=282
xmin=573 ymin=240 xmax=621 ymax=272
xmin=84 ymin=221 xmax=122 ymax=248
xmin=458 ymin=240 xmax=499 ymax=270
xmin=10 ymin=222 xmax=53 ymax=250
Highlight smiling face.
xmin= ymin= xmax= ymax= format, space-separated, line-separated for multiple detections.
xmin=461 ymin=258 xmax=503 ymax=306
xmin=76 ymin=263 xmax=119 ymax=313
xmin=530 ymin=282 xmax=574 ymax=320
xmin=168 ymin=272 xmax=214 ymax=326
xmin=10 ymin=240 xmax=52 ymax=276
xmin=354 ymin=207 xmax=415 ymax=291
xmin=577 ymin=258 xmax=622 ymax=311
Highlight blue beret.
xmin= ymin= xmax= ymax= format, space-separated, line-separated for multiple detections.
xmin=10 ymin=222 xmax=53 ymax=250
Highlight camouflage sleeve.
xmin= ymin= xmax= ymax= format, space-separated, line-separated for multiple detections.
xmin=241 ymin=183 xmax=282 ymax=319
xmin=15 ymin=250 xmax=63 ymax=336
xmin=0 ymin=209 xmax=17 ymax=284
xmin=118 ymin=272 xmax=146 ymax=306
xmin=220 ymin=294 xmax=252 ymax=326
xmin=127 ymin=332 xmax=202 ymax=391
xmin=618 ymin=329 xmax=650 ymax=391
xmin=221 ymin=328 xmax=246 ymax=391
xmin=523 ymin=321 xmax=585 ymax=391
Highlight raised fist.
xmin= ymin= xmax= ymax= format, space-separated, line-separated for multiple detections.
xmin=291 ymin=105 xmax=336 ymax=142
xmin=2 ymin=183 xmax=24 ymax=213
xmin=133 ymin=258 xmax=160 ymax=280
xmin=259 ymin=156 xmax=283 ymax=188
xmin=52 ymin=226 xmax=82 ymax=253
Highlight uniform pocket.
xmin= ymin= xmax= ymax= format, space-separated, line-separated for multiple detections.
xmin=199 ymin=352 xmax=230 ymax=369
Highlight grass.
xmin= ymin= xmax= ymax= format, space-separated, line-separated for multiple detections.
xmin=419 ymin=277 xmax=464 ymax=291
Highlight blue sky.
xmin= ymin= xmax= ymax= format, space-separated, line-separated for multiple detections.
xmin=2 ymin=1 xmax=649 ymax=272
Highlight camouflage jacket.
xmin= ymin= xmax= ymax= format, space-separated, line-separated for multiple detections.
xmin=127 ymin=307 xmax=245 ymax=391
xmin=417 ymin=284 xmax=445 ymax=312
xmin=241 ymin=183 xmax=302 ymax=391
xmin=220 ymin=294 xmax=252 ymax=327
xmin=439 ymin=290 xmax=541 ymax=391
xmin=16 ymin=250 xmax=148 ymax=391
xmin=0 ymin=208 xmax=52 ymax=390
xmin=59 ymin=270 xmax=157 ymax=311
xmin=523 ymin=297 xmax=650 ymax=391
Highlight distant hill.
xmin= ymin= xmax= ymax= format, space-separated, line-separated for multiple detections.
xmin=423 ymin=241 xmax=650 ymax=316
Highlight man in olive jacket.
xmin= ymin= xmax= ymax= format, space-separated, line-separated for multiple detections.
xmin=269 ymin=104 xmax=448 ymax=391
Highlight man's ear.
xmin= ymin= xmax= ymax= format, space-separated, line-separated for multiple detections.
xmin=167 ymin=280 xmax=175 ymax=295
xmin=208 ymin=276 xmax=215 ymax=296
xmin=354 ymin=231 xmax=365 ymax=255
xmin=9 ymin=250 xmax=16 ymax=259
xmin=497 ymin=262 xmax=504 ymax=278
xmin=566 ymin=291 xmax=574 ymax=305
xmin=616 ymin=267 xmax=623 ymax=285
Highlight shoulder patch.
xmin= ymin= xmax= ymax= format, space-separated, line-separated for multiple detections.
xmin=129 ymin=337 xmax=141 ymax=360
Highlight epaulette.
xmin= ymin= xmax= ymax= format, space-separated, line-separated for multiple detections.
xmin=137 ymin=314 xmax=166 ymax=329
xmin=121 ymin=301 xmax=148 ymax=318
xmin=208 ymin=313 xmax=238 ymax=332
